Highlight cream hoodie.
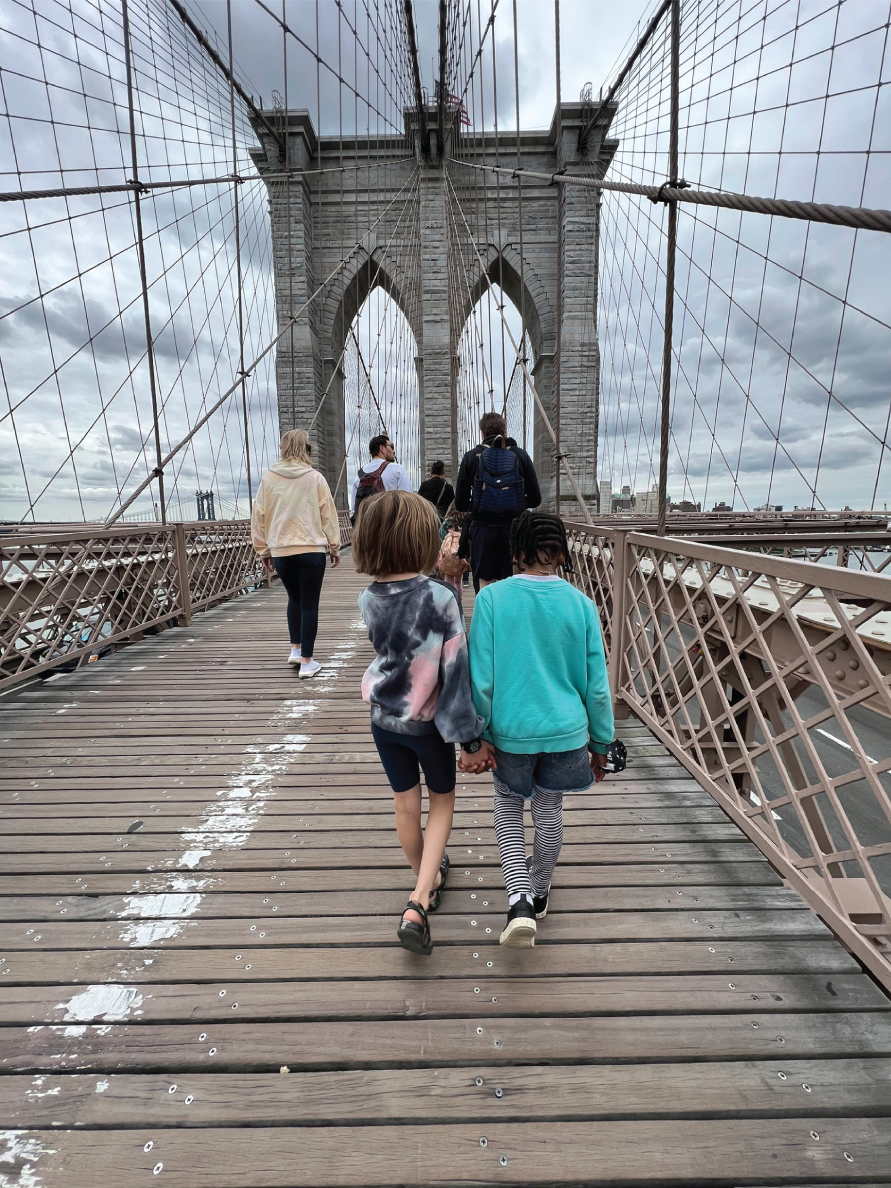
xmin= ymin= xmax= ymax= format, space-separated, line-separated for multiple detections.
xmin=251 ymin=461 xmax=341 ymax=558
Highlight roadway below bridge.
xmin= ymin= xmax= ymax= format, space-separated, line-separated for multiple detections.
xmin=0 ymin=557 xmax=889 ymax=1185
xmin=658 ymin=622 xmax=891 ymax=894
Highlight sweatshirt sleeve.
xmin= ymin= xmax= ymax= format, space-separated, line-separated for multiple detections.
xmin=434 ymin=594 xmax=486 ymax=744
xmin=317 ymin=475 xmax=341 ymax=552
xmin=250 ymin=477 xmax=269 ymax=557
xmin=454 ymin=450 xmax=473 ymax=511
xmin=585 ymin=604 xmax=614 ymax=749
xmin=467 ymin=588 xmax=494 ymax=741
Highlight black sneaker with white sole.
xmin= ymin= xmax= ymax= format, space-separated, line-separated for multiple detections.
xmin=499 ymin=898 xmax=536 ymax=948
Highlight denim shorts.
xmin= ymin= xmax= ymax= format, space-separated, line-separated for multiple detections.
xmin=492 ymin=744 xmax=594 ymax=801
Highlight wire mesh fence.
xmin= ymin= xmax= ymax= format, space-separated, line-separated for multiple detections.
xmin=0 ymin=0 xmax=279 ymax=524
xmin=588 ymin=0 xmax=891 ymax=517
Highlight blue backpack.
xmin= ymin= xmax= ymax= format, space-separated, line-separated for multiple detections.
xmin=472 ymin=442 xmax=525 ymax=516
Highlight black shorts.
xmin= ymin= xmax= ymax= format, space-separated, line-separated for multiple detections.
xmin=371 ymin=723 xmax=456 ymax=794
xmin=470 ymin=519 xmax=514 ymax=583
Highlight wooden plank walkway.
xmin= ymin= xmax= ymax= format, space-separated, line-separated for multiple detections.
xmin=0 ymin=556 xmax=889 ymax=1186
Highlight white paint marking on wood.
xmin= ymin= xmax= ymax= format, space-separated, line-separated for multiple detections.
xmin=55 ymin=984 xmax=144 ymax=1023
xmin=25 ymin=1078 xmax=60 ymax=1102
xmin=0 ymin=1131 xmax=57 ymax=1187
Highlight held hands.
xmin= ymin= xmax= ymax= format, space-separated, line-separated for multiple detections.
xmin=590 ymin=748 xmax=609 ymax=783
xmin=458 ymin=739 xmax=496 ymax=775
xmin=261 ymin=556 xmax=275 ymax=577
xmin=330 ymin=551 xmax=341 ymax=567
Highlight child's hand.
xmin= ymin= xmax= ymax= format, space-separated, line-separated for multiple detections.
xmin=459 ymin=740 xmax=495 ymax=774
xmin=590 ymin=750 xmax=608 ymax=783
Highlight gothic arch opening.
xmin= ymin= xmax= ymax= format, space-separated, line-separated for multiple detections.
xmin=456 ymin=281 xmax=534 ymax=462
xmin=342 ymin=288 xmax=421 ymax=501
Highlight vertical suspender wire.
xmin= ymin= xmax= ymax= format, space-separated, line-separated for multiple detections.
xmin=228 ymin=0 xmax=251 ymax=513
xmin=283 ymin=0 xmax=295 ymax=431
xmin=122 ymin=0 xmax=166 ymax=524
xmin=491 ymin=17 xmax=508 ymax=420
xmin=656 ymin=0 xmax=679 ymax=538
xmin=511 ymin=0 xmax=527 ymax=452
xmin=337 ymin=0 xmax=345 ymax=493
xmin=553 ymin=0 xmax=562 ymax=515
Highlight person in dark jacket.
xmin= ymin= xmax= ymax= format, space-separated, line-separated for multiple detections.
xmin=417 ymin=460 xmax=454 ymax=519
xmin=454 ymin=411 xmax=541 ymax=590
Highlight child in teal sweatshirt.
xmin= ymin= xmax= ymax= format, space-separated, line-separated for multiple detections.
xmin=468 ymin=511 xmax=615 ymax=947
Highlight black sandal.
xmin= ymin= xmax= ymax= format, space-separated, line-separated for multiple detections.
xmin=427 ymin=852 xmax=451 ymax=913
xmin=397 ymin=900 xmax=433 ymax=955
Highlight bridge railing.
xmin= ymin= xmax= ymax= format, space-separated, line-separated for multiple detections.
xmin=0 ymin=521 xmax=264 ymax=690
xmin=564 ymin=521 xmax=891 ymax=990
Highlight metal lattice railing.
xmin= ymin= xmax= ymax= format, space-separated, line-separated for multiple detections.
xmin=0 ymin=521 xmax=266 ymax=689
xmin=1 ymin=513 xmax=353 ymax=688
xmin=564 ymin=520 xmax=891 ymax=990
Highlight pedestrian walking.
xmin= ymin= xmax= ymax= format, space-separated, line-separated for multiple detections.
xmin=350 ymin=434 xmax=413 ymax=522
xmin=454 ymin=411 xmax=541 ymax=591
xmin=353 ymin=490 xmax=486 ymax=955
xmin=466 ymin=511 xmax=616 ymax=947
xmin=251 ymin=429 xmax=341 ymax=679
xmin=417 ymin=460 xmax=454 ymax=520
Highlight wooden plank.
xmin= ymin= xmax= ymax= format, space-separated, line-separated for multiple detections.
xmin=0 ymin=861 xmax=784 ymax=895
xmin=0 ymin=940 xmax=859 ymax=985
xmin=3 ymin=973 xmax=885 ymax=1026
xmin=0 ymin=805 xmax=732 ymax=831
xmin=0 ymin=790 xmax=714 ymax=813
xmin=0 ymin=779 xmax=711 ymax=803
xmin=0 ymin=824 xmax=751 ymax=852
xmin=0 ymin=826 xmax=755 ymax=855
xmin=0 ymin=885 xmax=806 ymax=922
xmin=0 ymin=909 xmax=828 ymax=952
xmin=6 ymin=1011 xmax=891 ymax=1073
xmin=2 ymin=1118 xmax=890 ymax=1186
xmin=2 ymin=1058 xmax=890 ymax=1127
xmin=0 ymin=842 xmax=769 ymax=873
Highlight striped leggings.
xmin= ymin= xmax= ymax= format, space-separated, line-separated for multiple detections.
xmin=493 ymin=787 xmax=564 ymax=897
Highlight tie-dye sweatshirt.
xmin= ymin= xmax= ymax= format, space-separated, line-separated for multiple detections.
xmin=358 ymin=576 xmax=485 ymax=743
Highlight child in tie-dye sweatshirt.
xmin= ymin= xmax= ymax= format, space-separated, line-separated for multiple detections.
xmin=353 ymin=490 xmax=491 ymax=956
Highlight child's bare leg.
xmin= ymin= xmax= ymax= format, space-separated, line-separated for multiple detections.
xmin=393 ymin=785 xmax=424 ymax=875
xmin=408 ymin=789 xmax=455 ymax=919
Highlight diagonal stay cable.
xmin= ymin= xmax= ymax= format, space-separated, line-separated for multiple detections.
xmin=103 ymin=166 xmax=419 ymax=525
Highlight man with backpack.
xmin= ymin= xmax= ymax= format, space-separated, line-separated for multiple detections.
xmin=417 ymin=460 xmax=455 ymax=520
xmin=454 ymin=411 xmax=541 ymax=590
xmin=350 ymin=434 xmax=413 ymax=522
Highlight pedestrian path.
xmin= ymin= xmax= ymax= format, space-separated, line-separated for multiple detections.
xmin=0 ymin=556 xmax=889 ymax=1185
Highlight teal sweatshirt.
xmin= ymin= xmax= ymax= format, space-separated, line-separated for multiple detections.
xmin=469 ymin=575 xmax=614 ymax=754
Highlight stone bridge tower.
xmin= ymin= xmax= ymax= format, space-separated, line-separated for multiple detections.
xmin=251 ymin=104 xmax=617 ymax=511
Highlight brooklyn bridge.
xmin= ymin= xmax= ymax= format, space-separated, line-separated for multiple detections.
xmin=1 ymin=0 xmax=890 ymax=1183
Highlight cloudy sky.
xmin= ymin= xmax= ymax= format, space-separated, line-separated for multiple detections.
xmin=0 ymin=0 xmax=888 ymax=520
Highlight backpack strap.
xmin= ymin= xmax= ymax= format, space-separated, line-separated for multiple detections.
xmin=360 ymin=460 xmax=390 ymax=480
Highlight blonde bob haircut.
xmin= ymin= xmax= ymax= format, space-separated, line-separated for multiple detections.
xmin=279 ymin=429 xmax=313 ymax=464
xmin=353 ymin=490 xmax=441 ymax=578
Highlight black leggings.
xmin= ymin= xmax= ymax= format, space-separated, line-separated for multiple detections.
xmin=272 ymin=553 xmax=326 ymax=656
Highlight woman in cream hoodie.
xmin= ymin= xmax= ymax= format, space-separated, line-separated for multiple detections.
xmin=251 ymin=430 xmax=341 ymax=678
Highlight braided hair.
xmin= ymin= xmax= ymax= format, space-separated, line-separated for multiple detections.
xmin=510 ymin=510 xmax=573 ymax=573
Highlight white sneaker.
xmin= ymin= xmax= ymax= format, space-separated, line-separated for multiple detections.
xmin=299 ymin=659 xmax=321 ymax=679
xmin=288 ymin=648 xmax=302 ymax=666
